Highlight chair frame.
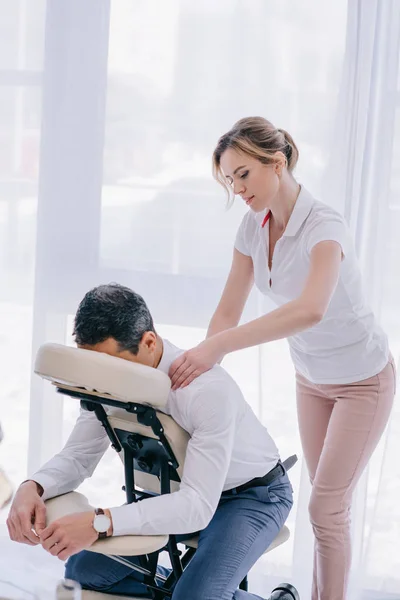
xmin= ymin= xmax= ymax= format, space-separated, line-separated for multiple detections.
xmin=57 ymin=385 xmax=250 ymax=599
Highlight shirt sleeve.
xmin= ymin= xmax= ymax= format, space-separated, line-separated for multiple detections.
xmin=234 ymin=212 xmax=252 ymax=256
xmin=305 ymin=213 xmax=350 ymax=257
xmin=110 ymin=383 xmax=237 ymax=536
xmin=30 ymin=408 xmax=110 ymax=501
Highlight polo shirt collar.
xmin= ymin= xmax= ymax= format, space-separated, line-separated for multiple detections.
xmin=282 ymin=185 xmax=315 ymax=237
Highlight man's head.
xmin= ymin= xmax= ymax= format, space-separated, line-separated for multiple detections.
xmin=73 ymin=283 xmax=161 ymax=367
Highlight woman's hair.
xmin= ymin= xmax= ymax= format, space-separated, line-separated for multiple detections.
xmin=212 ymin=116 xmax=299 ymax=204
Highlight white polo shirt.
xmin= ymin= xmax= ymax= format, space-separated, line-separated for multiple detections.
xmin=235 ymin=186 xmax=389 ymax=384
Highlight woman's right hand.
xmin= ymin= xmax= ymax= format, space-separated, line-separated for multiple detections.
xmin=6 ymin=480 xmax=46 ymax=545
xmin=169 ymin=336 xmax=226 ymax=389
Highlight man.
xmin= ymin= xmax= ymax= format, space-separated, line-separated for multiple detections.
xmin=7 ymin=284 xmax=293 ymax=600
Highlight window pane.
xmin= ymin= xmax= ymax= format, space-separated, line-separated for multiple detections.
xmin=0 ymin=0 xmax=45 ymax=524
xmin=0 ymin=0 xmax=46 ymax=71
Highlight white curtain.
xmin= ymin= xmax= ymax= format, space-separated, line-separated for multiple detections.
xmin=0 ymin=1 xmax=399 ymax=598
xmin=324 ymin=0 xmax=400 ymax=312
xmin=323 ymin=1 xmax=400 ymax=597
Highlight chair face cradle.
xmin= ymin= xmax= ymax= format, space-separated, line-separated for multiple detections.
xmin=36 ymin=343 xmax=298 ymax=600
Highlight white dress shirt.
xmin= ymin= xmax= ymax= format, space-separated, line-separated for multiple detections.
xmin=32 ymin=339 xmax=279 ymax=536
xmin=235 ymin=186 xmax=389 ymax=384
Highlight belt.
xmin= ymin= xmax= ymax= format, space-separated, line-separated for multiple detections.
xmin=223 ymin=454 xmax=297 ymax=496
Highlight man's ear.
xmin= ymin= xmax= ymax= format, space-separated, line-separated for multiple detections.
xmin=141 ymin=331 xmax=157 ymax=352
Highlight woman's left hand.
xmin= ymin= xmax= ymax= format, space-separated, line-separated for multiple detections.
xmin=169 ymin=338 xmax=225 ymax=390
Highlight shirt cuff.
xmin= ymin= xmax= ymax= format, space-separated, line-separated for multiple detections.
xmin=28 ymin=473 xmax=59 ymax=502
xmin=109 ymin=504 xmax=142 ymax=536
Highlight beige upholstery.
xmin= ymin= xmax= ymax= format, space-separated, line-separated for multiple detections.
xmin=45 ymin=492 xmax=168 ymax=556
xmin=45 ymin=491 xmax=290 ymax=560
xmin=35 ymin=343 xmax=190 ymax=495
xmin=35 ymin=343 xmax=171 ymax=408
xmin=182 ymin=524 xmax=290 ymax=554
xmin=108 ymin=411 xmax=189 ymax=494
xmin=82 ymin=592 xmax=142 ymax=600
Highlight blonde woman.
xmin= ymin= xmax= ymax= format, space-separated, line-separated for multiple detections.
xmin=169 ymin=117 xmax=396 ymax=600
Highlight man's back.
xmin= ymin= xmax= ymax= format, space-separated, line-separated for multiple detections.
xmin=159 ymin=339 xmax=280 ymax=491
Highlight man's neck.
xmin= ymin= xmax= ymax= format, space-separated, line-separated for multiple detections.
xmin=153 ymin=336 xmax=164 ymax=368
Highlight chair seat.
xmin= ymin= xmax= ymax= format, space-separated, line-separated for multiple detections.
xmin=182 ymin=524 xmax=290 ymax=554
xmin=46 ymin=491 xmax=291 ymax=557
xmin=82 ymin=592 xmax=143 ymax=600
xmin=45 ymin=492 xmax=168 ymax=556
xmin=80 ymin=527 xmax=291 ymax=600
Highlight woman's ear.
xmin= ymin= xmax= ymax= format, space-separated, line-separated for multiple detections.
xmin=274 ymin=151 xmax=287 ymax=176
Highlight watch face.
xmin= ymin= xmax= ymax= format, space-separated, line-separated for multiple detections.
xmin=93 ymin=514 xmax=111 ymax=533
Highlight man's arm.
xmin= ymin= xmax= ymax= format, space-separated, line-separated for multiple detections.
xmin=30 ymin=407 xmax=110 ymax=500
xmin=108 ymin=382 xmax=238 ymax=536
xmin=7 ymin=408 xmax=109 ymax=546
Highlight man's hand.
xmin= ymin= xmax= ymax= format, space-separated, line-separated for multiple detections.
xmin=40 ymin=511 xmax=98 ymax=561
xmin=7 ymin=481 xmax=46 ymax=545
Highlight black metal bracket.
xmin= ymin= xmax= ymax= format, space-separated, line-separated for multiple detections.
xmin=56 ymin=387 xmax=178 ymax=469
xmin=80 ymin=399 xmax=122 ymax=452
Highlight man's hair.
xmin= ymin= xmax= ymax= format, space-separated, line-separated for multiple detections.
xmin=73 ymin=283 xmax=156 ymax=355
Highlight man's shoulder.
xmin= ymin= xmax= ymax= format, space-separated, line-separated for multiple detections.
xmin=194 ymin=363 xmax=239 ymax=391
xmin=172 ymin=364 xmax=241 ymax=408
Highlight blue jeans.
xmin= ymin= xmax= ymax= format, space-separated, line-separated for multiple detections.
xmin=66 ymin=473 xmax=293 ymax=600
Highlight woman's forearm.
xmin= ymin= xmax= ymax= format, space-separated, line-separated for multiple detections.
xmin=206 ymin=311 xmax=241 ymax=339
xmin=215 ymin=299 xmax=322 ymax=355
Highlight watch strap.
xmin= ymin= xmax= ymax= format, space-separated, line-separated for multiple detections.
xmin=94 ymin=507 xmax=107 ymax=539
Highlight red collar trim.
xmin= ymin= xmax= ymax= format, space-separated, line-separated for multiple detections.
xmin=261 ymin=211 xmax=271 ymax=228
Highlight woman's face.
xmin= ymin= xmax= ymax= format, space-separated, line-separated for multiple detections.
xmin=220 ymin=148 xmax=280 ymax=213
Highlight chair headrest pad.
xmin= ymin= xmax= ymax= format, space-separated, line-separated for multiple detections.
xmin=35 ymin=343 xmax=171 ymax=408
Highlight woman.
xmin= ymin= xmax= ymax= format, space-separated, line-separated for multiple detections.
xmin=169 ymin=117 xmax=396 ymax=600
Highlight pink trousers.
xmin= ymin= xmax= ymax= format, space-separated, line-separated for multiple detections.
xmin=296 ymin=358 xmax=396 ymax=600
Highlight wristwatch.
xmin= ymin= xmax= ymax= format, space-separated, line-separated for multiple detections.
xmin=93 ymin=508 xmax=112 ymax=539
